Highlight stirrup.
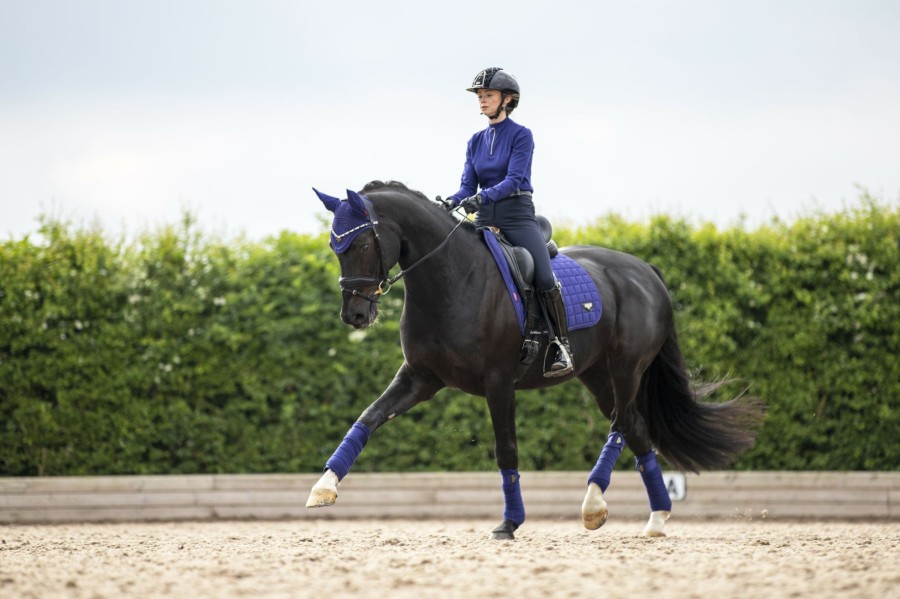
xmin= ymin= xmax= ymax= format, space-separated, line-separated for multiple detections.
xmin=543 ymin=340 xmax=573 ymax=378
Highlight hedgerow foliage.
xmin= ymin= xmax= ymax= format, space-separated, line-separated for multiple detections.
xmin=1 ymin=193 xmax=897 ymax=475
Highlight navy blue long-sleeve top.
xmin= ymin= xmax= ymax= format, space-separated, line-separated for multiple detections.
xmin=449 ymin=117 xmax=534 ymax=204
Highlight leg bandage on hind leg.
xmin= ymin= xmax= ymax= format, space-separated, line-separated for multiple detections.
xmin=588 ymin=432 xmax=626 ymax=492
xmin=325 ymin=422 xmax=370 ymax=481
xmin=500 ymin=469 xmax=526 ymax=525
xmin=635 ymin=451 xmax=673 ymax=512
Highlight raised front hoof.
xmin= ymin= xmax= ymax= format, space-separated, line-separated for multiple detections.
xmin=642 ymin=510 xmax=671 ymax=537
xmin=490 ymin=519 xmax=520 ymax=540
xmin=305 ymin=487 xmax=337 ymax=508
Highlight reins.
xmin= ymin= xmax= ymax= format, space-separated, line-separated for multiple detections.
xmin=339 ymin=204 xmax=468 ymax=304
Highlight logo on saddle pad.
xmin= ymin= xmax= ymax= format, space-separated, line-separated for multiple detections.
xmin=582 ymin=302 xmax=594 ymax=312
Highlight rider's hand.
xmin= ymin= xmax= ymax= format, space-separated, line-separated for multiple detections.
xmin=460 ymin=194 xmax=482 ymax=214
xmin=436 ymin=196 xmax=457 ymax=212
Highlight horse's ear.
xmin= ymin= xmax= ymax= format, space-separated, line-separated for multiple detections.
xmin=346 ymin=189 xmax=369 ymax=217
xmin=313 ymin=187 xmax=341 ymax=213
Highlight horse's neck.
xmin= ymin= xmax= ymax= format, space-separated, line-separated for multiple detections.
xmin=382 ymin=202 xmax=489 ymax=302
xmin=379 ymin=200 xmax=457 ymax=267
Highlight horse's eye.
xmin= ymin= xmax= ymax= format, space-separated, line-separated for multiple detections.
xmin=359 ymin=243 xmax=370 ymax=253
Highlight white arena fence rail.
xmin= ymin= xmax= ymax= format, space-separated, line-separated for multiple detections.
xmin=1 ymin=471 xmax=897 ymax=524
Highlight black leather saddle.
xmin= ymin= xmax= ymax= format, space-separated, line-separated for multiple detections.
xmin=486 ymin=215 xmax=558 ymax=295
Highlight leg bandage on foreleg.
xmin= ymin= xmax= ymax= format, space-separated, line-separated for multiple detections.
xmin=325 ymin=422 xmax=370 ymax=481
xmin=588 ymin=432 xmax=626 ymax=492
xmin=635 ymin=451 xmax=673 ymax=512
xmin=500 ymin=469 xmax=526 ymax=525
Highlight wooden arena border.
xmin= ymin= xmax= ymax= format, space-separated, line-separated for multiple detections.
xmin=1 ymin=471 xmax=897 ymax=524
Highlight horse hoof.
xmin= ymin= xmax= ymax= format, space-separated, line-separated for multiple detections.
xmin=306 ymin=470 xmax=339 ymax=508
xmin=583 ymin=507 xmax=608 ymax=530
xmin=305 ymin=487 xmax=337 ymax=508
xmin=490 ymin=519 xmax=519 ymax=540
xmin=582 ymin=482 xmax=608 ymax=530
xmin=642 ymin=510 xmax=670 ymax=537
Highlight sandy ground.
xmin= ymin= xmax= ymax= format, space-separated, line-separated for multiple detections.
xmin=1 ymin=518 xmax=898 ymax=599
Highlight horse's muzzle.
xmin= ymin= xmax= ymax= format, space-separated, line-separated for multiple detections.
xmin=341 ymin=294 xmax=379 ymax=329
xmin=338 ymin=275 xmax=385 ymax=328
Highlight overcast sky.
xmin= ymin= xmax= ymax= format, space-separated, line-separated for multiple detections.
xmin=2 ymin=0 xmax=899 ymax=241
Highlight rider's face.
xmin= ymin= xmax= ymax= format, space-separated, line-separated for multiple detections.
xmin=476 ymin=89 xmax=506 ymax=116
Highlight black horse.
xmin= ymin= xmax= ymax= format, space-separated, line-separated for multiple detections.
xmin=307 ymin=180 xmax=763 ymax=539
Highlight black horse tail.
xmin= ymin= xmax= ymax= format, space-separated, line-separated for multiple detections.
xmin=638 ymin=326 xmax=766 ymax=473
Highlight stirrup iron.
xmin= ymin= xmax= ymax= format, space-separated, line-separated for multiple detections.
xmin=544 ymin=339 xmax=573 ymax=378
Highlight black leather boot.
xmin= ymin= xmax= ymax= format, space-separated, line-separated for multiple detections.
xmin=541 ymin=282 xmax=573 ymax=377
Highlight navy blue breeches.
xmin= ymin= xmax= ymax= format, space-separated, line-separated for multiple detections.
xmin=475 ymin=194 xmax=555 ymax=292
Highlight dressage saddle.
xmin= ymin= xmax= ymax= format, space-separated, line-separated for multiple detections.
xmin=485 ymin=215 xmax=558 ymax=296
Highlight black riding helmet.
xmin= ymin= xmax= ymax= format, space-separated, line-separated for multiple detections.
xmin=467 ymin=67 xmax=520 ymax=115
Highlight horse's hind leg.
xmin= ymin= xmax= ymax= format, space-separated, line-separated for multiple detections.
xmin=578 ymin=371 xmax=618 ymax=530
xmin=632 ymin=448 xmax=672 ymax=537
xmin=581 ymin=367 xmax=672 ymax=536
xmin=609 ymin=370 xmax=673 ymax=537
xmin=583 ymin=431 xmax=625 ymax=529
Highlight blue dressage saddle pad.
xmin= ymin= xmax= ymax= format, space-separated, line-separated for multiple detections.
xmin=483 ymin=229 xmax=602 ymax=335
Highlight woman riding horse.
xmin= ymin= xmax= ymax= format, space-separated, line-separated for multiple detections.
xmin=443 ymin=67 xmax=573 ymax=377
xmin=307 ymin=181 xmax=763 ymax=540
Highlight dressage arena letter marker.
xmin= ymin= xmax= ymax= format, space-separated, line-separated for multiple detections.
xmin=664 ymin=473 xmax=686 ymax=501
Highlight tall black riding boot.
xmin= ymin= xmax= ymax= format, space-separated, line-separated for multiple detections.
xmin=541 ymin=282 xmax=574 ymax=377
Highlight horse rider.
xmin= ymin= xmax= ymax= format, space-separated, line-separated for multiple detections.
xmin=443 ymin=67 xmax=573 ymax=377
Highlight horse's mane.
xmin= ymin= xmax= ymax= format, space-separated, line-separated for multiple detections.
xmin=361 ymin=180 xmax=431 ymax=203
xmin=360 ymin=180 xmax=472 ymax=228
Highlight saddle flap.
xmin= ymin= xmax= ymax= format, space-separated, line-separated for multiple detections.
xmin=511 ymin=247 xmax=535 ymax=289
xmin=495 ymin=237 xmax=534 ymax=295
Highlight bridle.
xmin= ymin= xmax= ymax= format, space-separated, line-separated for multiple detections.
xmin=338 ymin=201 xmax=467 ymax=304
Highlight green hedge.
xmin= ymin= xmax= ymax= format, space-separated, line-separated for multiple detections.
xmin=1 ymin=193 xmax=897 ymax=475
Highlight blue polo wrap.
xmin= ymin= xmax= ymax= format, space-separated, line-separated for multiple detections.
xmin=635 ymin=451 xmax=673 ymax=512
xmin=588 ymin=431 xmax=626 ymax=492
xmin=325 ymin=422 xmax=371 ymax=481
xmin=500 ymin=469 xmax=526 ymax=525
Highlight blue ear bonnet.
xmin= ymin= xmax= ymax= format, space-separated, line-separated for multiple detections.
xmin=314 ymin=188 xmax=377 ymax=254
xmin=329 ymin=200 xmax=374 ymax=253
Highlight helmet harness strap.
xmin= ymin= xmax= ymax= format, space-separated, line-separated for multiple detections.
xmin=487 ymin=92 xmax=507 ymax=120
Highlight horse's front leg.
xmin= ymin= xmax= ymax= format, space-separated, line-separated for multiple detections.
xmin=306 ymin=363 xmax=443 ymax=508
xmin=485 ymin=377 xmax=523 ymax=540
